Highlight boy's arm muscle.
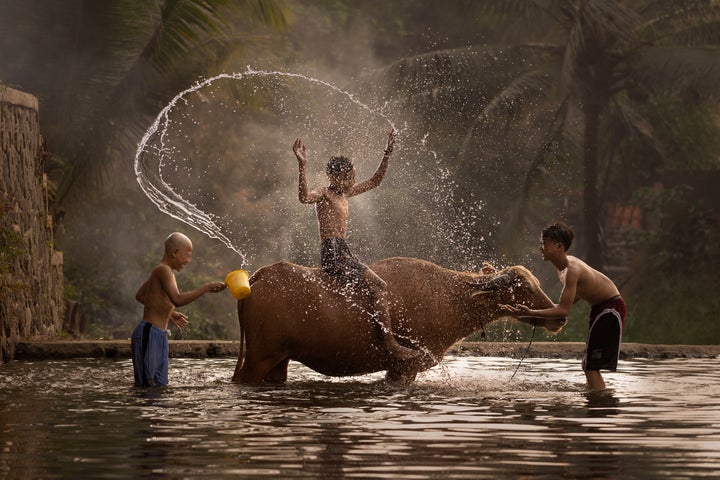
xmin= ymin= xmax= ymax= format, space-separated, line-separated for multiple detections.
xmin=294 ymin=139 xmax=323 ymax=204
xmin=552 ymin=267 xmax=580 ymax=316
xmin=500 ymin=267 xmax=578 ymax=319
xmin=297 ymin=161 xmax=315 ymax=203
xmin=349 ymin=129 xmax=395 ymax=197
xmin=349 ymin=154 xmax=389 ymax=196
xmin=157 ymin=265 xmax=210 ymax=307
xmin=298 ymin=174 xmax=324 ymax=204
xmin=157 ymin=265 xmax=226 ymax=307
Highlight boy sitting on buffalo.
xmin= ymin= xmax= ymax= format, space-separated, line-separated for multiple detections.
xmin=292 ymin=130 xmax=418 ymax=361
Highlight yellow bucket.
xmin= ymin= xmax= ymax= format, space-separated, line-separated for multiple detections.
xmin=225 ymin=269 xmax=251 ymax=300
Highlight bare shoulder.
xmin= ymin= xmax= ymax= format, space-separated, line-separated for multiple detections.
xmin=152 ymin=263 xmax=171 ymax=275
xmin=151 ymin=263 xmax=174 ymax=281
xmin=568 ymin=255 xmax=591 ymax=269
xmin=313 ymin=186 xmax=330 ymax=200
xmin=569 ymin=255 xmax=605 ymax=277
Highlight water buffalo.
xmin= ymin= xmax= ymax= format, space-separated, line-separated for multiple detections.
xmin=232 ymin=257 xmax=565 ymax=383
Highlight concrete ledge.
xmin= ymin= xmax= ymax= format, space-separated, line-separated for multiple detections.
xmin=13 ymin=340 xmax=239 ymax=360
xmin=11 ymin=340 xmax=720 ymax=361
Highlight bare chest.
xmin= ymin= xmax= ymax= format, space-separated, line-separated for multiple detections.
xmin=317 ymin=193 xmax=349 ymax=218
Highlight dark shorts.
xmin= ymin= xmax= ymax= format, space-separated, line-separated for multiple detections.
xmin=583 ymin=296 xmax=626 ymax=372
xmin=320 ymin=238 xmax=368 ymax=283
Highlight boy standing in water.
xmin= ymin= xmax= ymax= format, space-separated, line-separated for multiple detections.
xmin=292 ymin=130 xmax=418 ymax=360
xmin=501 ymin=222 xmax=626 ymax=391
xmin=132 ymin=232 xmax=226 ymax=386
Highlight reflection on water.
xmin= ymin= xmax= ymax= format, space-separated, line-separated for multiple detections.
xmin=1 ymin=356 xmax=719 ymax=479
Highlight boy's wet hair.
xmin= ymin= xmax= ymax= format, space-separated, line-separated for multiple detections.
xmin=542 ymin=222 xmax=574 ymax=251
xmin=326 ymin=156 xmax=353 ymax=176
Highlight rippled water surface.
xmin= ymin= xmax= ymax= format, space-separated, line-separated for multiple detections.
xmin=1 ymin=356 xmax=719 ymax=479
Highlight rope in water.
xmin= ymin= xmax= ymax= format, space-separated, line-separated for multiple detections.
xmin=509 ymin=324 xmax=536 ymax=382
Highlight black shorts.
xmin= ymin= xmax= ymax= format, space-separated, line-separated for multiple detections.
xmin=583 ymin=296 xmax=626 ymax=372
xmin=320 ymin=238 xmax=368 ymax=283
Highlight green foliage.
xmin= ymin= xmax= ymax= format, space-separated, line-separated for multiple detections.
xmin=649 ymin=97 xmax=720 ymax=171
xmin=624 ymin=185 xmax=720 ymax=344
xmin=633 ymin=185 xmax=720 ymax=274
xmin=624 ymin=273 xmax=720 ymax=344
xmin=0 ymin=210 xmax=28 ymax=298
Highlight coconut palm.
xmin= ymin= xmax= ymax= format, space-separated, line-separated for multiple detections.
xmin=379 ymin=0 xmax=720 ymax=267
xmin=55 ymin=0 xmax=287 ymax=202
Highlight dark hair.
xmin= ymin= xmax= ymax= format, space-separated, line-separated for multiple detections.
xmin=326 ymin=156 xmax=353 ymax=176
xmin=542 ymin=222 xmax=574 ymax=251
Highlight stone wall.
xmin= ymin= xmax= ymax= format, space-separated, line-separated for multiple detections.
xmin=1 ymin=86 xmax=64 ymax=363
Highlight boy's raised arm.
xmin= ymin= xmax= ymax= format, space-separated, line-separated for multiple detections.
xmin=350 ymin=129 xmax=396 ymax=196
xmin=294 ymin=138 xmax=323 ymax=203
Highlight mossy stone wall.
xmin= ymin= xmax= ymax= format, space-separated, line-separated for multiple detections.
xmin=1 ymin=86 xmax=64 ymax=363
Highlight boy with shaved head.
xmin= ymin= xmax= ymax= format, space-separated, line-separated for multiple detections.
xmin=132 ymin=232 xmax=226 ymax=386
xmin=292 ymin=130 xmax=419 ymax=361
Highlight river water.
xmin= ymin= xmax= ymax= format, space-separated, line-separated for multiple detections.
xmin=1 ymin=355 xmax=718 ymax=479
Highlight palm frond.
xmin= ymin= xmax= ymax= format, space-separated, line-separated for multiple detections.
xmin=561 ymin=0 xmax=639 ymax=90
xmin=499 ymin=96 xmax=572 ymax=252
xmin=582 ymin=0 xmax=640 ymax=45
xmin=460 ymin=60 xmax=562 ymax=158
xmin=608 ymin=96 xmax=666 ymax=161
xmin=638 ymin=1 xmax=720 ymax=45
xmin=58 ymin=0 xmax=288 ymax=203
xmin=150 ymin=0 xmax=286 ymax=75
xmin=632 ymin=45 xmax=720 ymax=98
xmin=377 ymin=44 xmax=561 ymax=102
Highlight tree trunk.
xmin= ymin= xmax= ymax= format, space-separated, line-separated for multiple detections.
xmin=582 ymin=99 xmax=603 ymax=267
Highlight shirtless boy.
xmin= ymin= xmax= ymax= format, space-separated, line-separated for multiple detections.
xmin=132 ymin=232 xmax=226 ymax=386
xmin=501 ymin=222 xmax=626 ymax=391
xmin=292 ymin=130 xmax=418 ymax=360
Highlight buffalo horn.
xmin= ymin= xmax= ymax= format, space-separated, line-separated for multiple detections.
xmin=470 ymin=272 xmax=516 ymax=291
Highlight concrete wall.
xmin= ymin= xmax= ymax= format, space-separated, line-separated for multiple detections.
xmin=1 ymin=86 xmax=64 ymax=363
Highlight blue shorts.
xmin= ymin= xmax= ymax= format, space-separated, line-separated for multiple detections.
xmin=583 ymin=296 xmax=626 ymax=372
xmin=131 ymin=320 xmax=169 ymax=386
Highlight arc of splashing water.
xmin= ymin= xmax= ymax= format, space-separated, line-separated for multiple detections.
xmin=134 ymin=67 xmax=395 ymax=266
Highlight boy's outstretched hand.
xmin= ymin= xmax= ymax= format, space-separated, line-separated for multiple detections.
xmin=499 ymin=303 xmax=533 ymax=317
xmin=293 ymin=138 xmax=307 ymax=166
xmin=170 ymin=311 xmax=189 ymax=330
xmin=207 ymin=281 xmax=227 ymax=293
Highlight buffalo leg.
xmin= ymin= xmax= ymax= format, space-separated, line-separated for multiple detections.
xmin=264 ymin=358 xmax=290 ymax=383
xmin=233 ymin=353 xmax=287 ymax=384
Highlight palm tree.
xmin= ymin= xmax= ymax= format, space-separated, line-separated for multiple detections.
xmin=56 ymin=0 xmax=287 ymax=202
xmin=379 ymin=0 xmax=720 ymax=267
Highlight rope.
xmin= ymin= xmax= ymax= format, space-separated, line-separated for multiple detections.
xmin=509 ymin=323 xmax=536 ymax=382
